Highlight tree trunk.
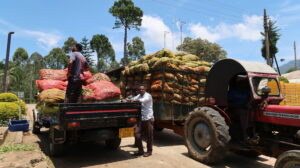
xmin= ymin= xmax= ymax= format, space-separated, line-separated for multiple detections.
xmin=97 ymin=54 xmax=100 ymax=72
xmin=123 ymin=27 xmax=128 ymax=66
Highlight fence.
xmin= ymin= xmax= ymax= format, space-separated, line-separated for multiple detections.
xmin=280 ymin=82 xmax=300 ymax=106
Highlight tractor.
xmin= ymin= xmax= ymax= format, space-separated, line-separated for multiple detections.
xmin=184 ymin=59 xmax=300 ymax=168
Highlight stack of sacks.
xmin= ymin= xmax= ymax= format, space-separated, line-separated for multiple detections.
xmin=35 ymin=69 xmax=121 ymax=115
xmin=83 ymin=73 xmax=121 ymax=102
xmin=120 ymin=49 xmax=210 ymax=106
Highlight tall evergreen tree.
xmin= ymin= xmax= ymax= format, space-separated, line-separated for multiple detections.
xmin=80 ymin=36 xmax=95 ymax=66
xmin=109 ymin=0 xmax=143 ymax=66
xmin=261 ymin=20 xmax=280 ymax=67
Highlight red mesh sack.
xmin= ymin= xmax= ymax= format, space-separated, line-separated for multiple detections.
xmin=87 ymin=81 xmax=120 ymax=100
xmin=87 ymin=73 xmax=111 ymax=84
xmin=40 ymin=69 xmax=67 ymax=81
xmin=82 ymin=87 xmax=95 ymax=100
xmin=36 ymin=80 xmax=67 ymax=91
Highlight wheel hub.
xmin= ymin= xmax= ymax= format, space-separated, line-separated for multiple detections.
xmin=193 ymin=122 xmax=211 ymax=149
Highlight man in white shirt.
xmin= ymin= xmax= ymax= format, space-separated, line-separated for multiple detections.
xmin=133 ymin=85 xmax=154 ymax=157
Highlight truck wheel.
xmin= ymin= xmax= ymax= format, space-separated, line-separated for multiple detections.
xmin=275 ymin=150 xmax=300 ymax=168
xmin=184 ymin=107 xmax=231 ymax=164
xmin=105 ymin=138 xmax=121 ymax=150
xmin=154 ymin=127 xmax=164 ymax=132
xmin=32 ymin=122 xmax=41 ymax=134
xmin=32 ymin=110 xmax=40 ymax=134
xmin=234 ymin=150 xmax=260 ymax=158
xmin=49 ymin=142 xmax=63 ymax=157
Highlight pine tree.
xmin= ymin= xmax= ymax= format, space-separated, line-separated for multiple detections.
xmin=80 ymin=36 xmax=95 ymax=66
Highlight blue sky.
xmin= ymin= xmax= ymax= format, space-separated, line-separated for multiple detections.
xmin=0 ymin=0 xmax=300 ymax=66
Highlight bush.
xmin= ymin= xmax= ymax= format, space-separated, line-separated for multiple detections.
xmin=12 ymin=100 xmax=26 ymax=114
xmin=279 ymin=76 xmax=289 ymax=83
xmin=0 ymin=93 xmax=19 ymax=102
xmin=0 ymin=102 xmax=20 ymax=124
xmin=36 ymin=103 xmax=59 ymax=116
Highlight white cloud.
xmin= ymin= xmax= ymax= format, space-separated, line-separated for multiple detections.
xmin=189 ymin=15 xmax=263 ymax=42
xmin=24 ymin=30 xmax=62 ymax=51
xmin=141 ymin=15 xmax=180 ymax=50
xmin=0 ymin=18 xmax=63 ymax=51
xmin=280 ymin=4 xmax=300 ymax=13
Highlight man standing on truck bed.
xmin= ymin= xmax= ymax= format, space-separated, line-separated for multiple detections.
xmin=133 ymin=85 xmax=154 ymax=157
xmin=65 ymin=43 xmax=89 ymax=103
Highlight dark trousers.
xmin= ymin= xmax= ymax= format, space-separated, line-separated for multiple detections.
xmin=134 ymin=118 xmax=154 ymax=153
xmin=65 ymin=78 xmax=82 ymax=103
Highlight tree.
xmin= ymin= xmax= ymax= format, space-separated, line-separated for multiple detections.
xmin=12 ymin=48 xmax=29 ymax=66
xmin=261 ymin=20 xmax=280 ymax=67
xmin=127 ymin=36 xmax=145 ymax=61
xmin=109 ymin=0 xmax=143 ymax=66
xmin=90 ymin=34 xmax=117 ymax=72
xmin=177 ymin=37 xmax=227 ymax=63
xmin=286 ymin=67 xmax=298 ymax=73
xmin=62 ymin=37 xmax=77 ymax=54
xmin=80 ymin=37 xmax=95 ymax=66
xmin=44 ymin=48 xmax=68 ymax=69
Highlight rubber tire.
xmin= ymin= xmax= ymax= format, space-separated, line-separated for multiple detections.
xmin=49 ymin=142 xmax=64 ymax=157
xmin=275 ymin=150 xmax=300 ymax=168
xmin=154 ymin=127 xmax=164 ymax=132
xmin=184 ymin=107 xmax=231 ymax=164
xmin=32 ymin=110 xmax=41 ymax=134
xmin=105 ymin=138 xmax=121 ymax=150
xmin=235 ymin=150 xmax=260 ymax=158
xmin=32 ymin=122 xmax=41 ymax=134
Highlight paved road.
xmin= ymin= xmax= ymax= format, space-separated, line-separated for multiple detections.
xmin=26 ymin=104 xmax=276 ymax=168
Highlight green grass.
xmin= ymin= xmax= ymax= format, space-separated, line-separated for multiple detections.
xmin=0 ymin=144 xmax=36 ymax=154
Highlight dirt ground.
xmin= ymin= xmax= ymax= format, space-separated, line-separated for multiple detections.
xmin=2 ymin=104 xmax=277 ymax=168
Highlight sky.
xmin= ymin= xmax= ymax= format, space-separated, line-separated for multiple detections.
xmin=0 ymin=0 xmax=300 ymax=66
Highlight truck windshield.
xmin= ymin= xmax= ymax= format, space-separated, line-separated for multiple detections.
xmin=252 ymin=77 xmax=280 ymax=96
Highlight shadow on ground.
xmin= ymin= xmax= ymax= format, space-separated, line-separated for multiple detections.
xmin=36 ymin=130 xmax=135 ymax=168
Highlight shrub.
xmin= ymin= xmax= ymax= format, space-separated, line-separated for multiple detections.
xmin=0 ymin=93 xmax=19 ymax=102
xmin=36 ymin=103 xmax=59 ymax=116
xmin=12 ymin=100 xmax=26 ymax=114
xmin=279 ymin=76 xmax=289 ymax=83
xmin=0 ymin=102 xmax=20 ymax=124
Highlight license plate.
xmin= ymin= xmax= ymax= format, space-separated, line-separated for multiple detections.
xmin=119 ymin=127 xmax=134 ymax=138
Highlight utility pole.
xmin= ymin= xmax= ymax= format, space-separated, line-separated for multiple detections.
xmin=294 ymin=41 xmax=297 ymax=69
xmin=264 ymin=9 xmax=271 ymax=66
xmin=164 ymin=31 xmax=169 ymax=49
xmin=178 ymin=20 xmax=186 ymax=50
xmin=2 ymin=32 xmax=14 ymax=92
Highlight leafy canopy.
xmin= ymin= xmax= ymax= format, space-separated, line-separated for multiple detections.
xmin=177 ymin=37 xmax=227 ymax=63
xmin=62 ymin=37 xmax=77 ymax=54
xmin=127 ymin=36 xmax=145 ymax=61
xmin=13 ymin=48 xmax=28 ymax=66
xmin=90 ymin=34 xmax=116 ymax=72
xmin=44 ymin=48 xmax=68 ymax=69
xmin=109 ymin=0 xmax=143 ymax=30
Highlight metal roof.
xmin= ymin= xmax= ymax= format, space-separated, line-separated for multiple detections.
xmin=237 ymin=60 xmax=277 ymax=74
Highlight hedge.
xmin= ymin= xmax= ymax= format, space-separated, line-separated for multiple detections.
xmin=0 ymin=102 xmax=20 ymax=124
xmin=0 ymin=93 xmax=19 ymax=102
xmin=12 ymin=100 xmax=26 ymax=115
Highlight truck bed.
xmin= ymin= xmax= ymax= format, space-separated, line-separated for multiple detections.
xmin=57 ymin=102 xmax=141 ymax=130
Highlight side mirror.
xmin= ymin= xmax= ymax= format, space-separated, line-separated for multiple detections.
xmin=262 ymin=86 xmax=271 ymax=95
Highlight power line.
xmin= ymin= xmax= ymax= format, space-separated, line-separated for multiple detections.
xmin=166 ymin=0 xmax=245 ymax=20
xmin=151 ymin=0 xmax=243 ymax=23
